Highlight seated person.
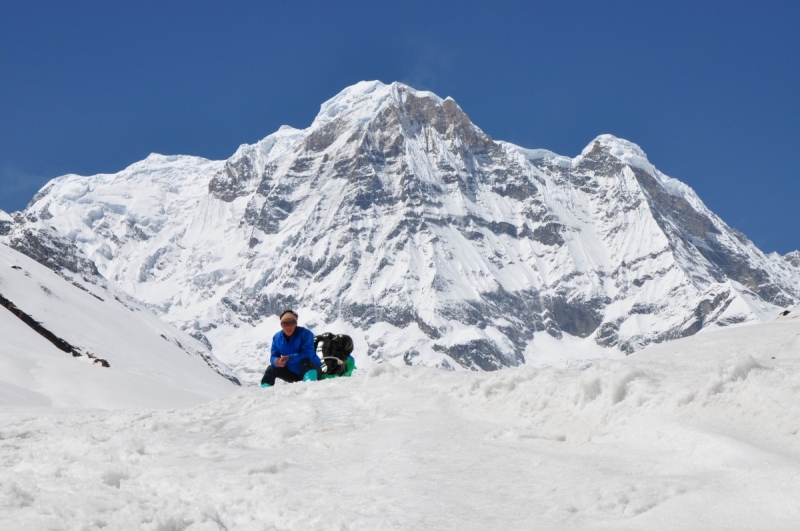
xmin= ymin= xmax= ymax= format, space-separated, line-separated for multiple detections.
xmin=260 ymin=310 xmax=321 ymax=388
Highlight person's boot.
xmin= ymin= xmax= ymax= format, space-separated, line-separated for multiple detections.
xmin=302 ymin=369 xmax=318 ymax=382
xmin=260 ymin=382 xmax=271 ymax=388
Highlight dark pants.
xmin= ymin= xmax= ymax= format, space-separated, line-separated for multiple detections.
xmin=261 ymin=358 xmax=321 ymax=386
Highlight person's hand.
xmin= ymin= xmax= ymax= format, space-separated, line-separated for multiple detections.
xmin=274 ymin=356 xmax=289 ymax=368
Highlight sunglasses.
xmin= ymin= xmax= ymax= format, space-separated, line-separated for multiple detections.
xmin=281 ymin=320 xmax=297 ymax=326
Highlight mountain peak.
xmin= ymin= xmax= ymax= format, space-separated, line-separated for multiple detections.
xmin=785 ymin=251 xmax=800 ymax=268
xmin=314 ymin=80 xmax=450 ymax=126
xmin=578 ymin=134 xmax=655 ymax=174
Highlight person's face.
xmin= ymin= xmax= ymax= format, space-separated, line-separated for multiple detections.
xmin=281 ymin=318 xmax=297 ymax=336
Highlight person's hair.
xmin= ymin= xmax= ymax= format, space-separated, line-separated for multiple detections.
xmin=279 ymin=309 xmax=298 ymax=321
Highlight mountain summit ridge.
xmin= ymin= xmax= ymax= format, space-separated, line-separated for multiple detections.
xmin=3 ymin=81 xmax=798 ymax=382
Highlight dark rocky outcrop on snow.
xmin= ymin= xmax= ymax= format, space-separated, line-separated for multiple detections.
xmin=0 ymin=291 xmax=109 ymax=367
xmin=7 ymin=226 xmax=101 ymax=282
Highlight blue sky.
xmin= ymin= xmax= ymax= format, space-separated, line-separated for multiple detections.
xmin=1 ymin=1 xmax=798 ymax=253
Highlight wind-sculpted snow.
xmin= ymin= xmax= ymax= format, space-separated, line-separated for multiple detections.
xmin=5 ymin=81 xmax=799 ymax=381
xmin=1 ymin=313 xmax=799 ymax=529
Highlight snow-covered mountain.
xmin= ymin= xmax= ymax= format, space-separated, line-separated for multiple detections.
xmin=3 ymin=81 xmax=799 ymax=382
xmin=0 ymin=243 xmax=238 ymax=408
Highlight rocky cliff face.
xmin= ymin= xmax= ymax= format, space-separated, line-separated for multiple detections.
xmin=4 ymin=81 xmax=799 ymax=382
xmin=0 ymin=209 xmax=14 ymax=236
xmin=783 ymin=251 xmax=800 ymax=269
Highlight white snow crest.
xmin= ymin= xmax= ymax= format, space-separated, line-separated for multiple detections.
xmin=577 ymin=134 xmax=656 ymax=173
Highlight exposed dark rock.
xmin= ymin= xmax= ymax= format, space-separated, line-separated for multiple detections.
xmin=0 ymin=292 xmax=84 ymax=358
xmin=715 ymin=315 xmax=750 ymax=326
xmin=38 ymin=203 xmax=53 ymax=221
xmin=680 ymin=292 xmax=732 ymax=337
xmin=433 ymin=339 xmax=509 ymax=371
xmin=546 ymin=295 xmax=606 ymax=338
xmin=411 ymin=315 xmax=440 ymax=339
xmin=490 ymin=173 xmax=538 ymax=200
xmin=250 ymin=192 xmax=295 ymax=234
xmin=304 ymin=119 xmax=345 ymax=152
xmin=620 ymin=163 xmax=798 ymax=306
xmin=453 ymin=215 xmax=518 ymax=238
xmin=631 ymin=166 xmax=720 ymax=239
xmin=403 ymin=349 xmax=420 ymax=365
xmin=532 ymin=223 xmax=565 ymax=246
xmin=695 ymin=243 xmax=791 ymax=306
xmin=595 ymin=318 xmax=625 ymax=350
xmin=188 ymin=331 xmax=214 ymax=351
xmin=288 ymin=157 xmax=315 ymax=173
xmin=9 ymin=228 xmax=101 ymax=280
xmin=130 ymin=223 xmax=150 ymax=241
xmin=209 ymin=154 xmax=258 ymax=202
xmin=573 ymin=142 xmax=626 ymax=176
xmin=26 ymin=183 xmax=55 ymax=208
xmin=0 ymin=220 xmax=13 ymax=235
xmin=783 ymin=251 xmax=800 ymax=268
xmin=630 ymin=303 xmax=658 ymax=315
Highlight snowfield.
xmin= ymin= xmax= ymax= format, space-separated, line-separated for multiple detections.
xmin=2 ymin=309 xmax=799 ymax=530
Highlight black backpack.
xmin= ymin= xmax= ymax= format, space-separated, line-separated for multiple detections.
xmin=314 ymin=333 xmax=354 ymax=376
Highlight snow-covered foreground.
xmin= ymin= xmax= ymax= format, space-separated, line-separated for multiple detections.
xmin=2 ymin=311 xmax=800 ymax=530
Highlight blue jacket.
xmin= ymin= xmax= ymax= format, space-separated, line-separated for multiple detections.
xmin=270 ymin=326 xmax=319 ymax=376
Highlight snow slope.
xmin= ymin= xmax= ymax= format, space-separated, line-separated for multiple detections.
xmin=0 ymin=243 xmax=238 ymax=408
xmin=1 ymin=308 xmax=799 ymax=529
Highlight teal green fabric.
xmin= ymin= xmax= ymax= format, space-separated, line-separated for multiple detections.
xmin=321 ymin=356 xmax=356 ymax=379
xmin=302 ymin=369 xmax=318 ymax=381
xmin=343 ymin=356 xmax=356 ymax=376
